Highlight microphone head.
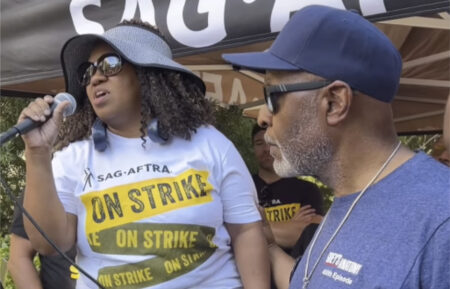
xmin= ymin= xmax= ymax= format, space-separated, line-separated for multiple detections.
xmin=54 ymin=92 xmax=77 ymax=117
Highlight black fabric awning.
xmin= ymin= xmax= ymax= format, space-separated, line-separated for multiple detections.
xmin=1 ymin=0 xmax=448 ymax=86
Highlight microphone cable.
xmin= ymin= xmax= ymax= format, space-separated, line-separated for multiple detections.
xmin=0 ymin=175 xmax=106 ymax=289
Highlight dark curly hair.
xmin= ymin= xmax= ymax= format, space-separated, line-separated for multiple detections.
xmin=55 ymin=19 xmax=214 ymax=151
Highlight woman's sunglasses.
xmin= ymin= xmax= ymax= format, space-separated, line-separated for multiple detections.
xmin=77 ymin=53 xmax=124 ymax=86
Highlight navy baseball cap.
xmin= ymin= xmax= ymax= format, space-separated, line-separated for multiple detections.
xmin=222 ymin=5 xmax=402 ymax=103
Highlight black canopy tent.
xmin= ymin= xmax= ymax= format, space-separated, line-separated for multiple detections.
xmin=1 ymin=0 xmax=449 ymax=134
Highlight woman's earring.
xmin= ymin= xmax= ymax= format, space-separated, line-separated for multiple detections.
xmin=147 ymin=118 xmax=169 ymax=144
xmin=92 ymin=118 xmax=108 ymax=152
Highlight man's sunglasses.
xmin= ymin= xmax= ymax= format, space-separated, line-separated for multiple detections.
xmin=77 ymin=53 xmax=124 ymax=86
xmin=264 ymin=80 xmax=332 ymax=114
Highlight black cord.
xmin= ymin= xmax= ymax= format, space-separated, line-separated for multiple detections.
xmin=0 ymin=175 xmax=105 ymax=289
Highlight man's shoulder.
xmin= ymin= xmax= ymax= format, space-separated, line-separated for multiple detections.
xmin=379 ymin=152 xmax=450 ymax=225
xmin=398 ymin=152 xmax=449 ymax=194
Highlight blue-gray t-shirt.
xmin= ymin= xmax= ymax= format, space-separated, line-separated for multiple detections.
xmin=290 ymin=152 xmax=450 ymax=289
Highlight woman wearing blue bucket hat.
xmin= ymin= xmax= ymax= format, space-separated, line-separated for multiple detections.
xmin=17 ymin=19 xmax=269 ymax=289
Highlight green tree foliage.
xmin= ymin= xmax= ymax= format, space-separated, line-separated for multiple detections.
xmin=214 ymin=105 xmax=258 ymax=174
xmin=0 ymin=97 xmax=30 ymax=289
xmin=399 ymin=134 xmax=442 ymax=154
xmin=0 ymin=97 xmax=30 ymax=238
xmin=0 ymin=235 xmax=14 ymax=289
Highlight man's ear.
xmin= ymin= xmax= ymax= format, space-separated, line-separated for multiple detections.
xmin=321 ymin=81 xmax=353 ymax=126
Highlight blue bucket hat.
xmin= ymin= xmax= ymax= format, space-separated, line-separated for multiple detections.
xmin=61 ymin=24 xmax=205 ymax=106
xmin=223 ymin=5 xmax=402 ymax=103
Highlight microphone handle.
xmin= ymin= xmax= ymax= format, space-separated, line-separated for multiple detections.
xmin=0 ymin=101 xmax=58 ymax=146
xmin=14 ymin=117 xmax=42 ymax=135
xmin=0 ymin=126 xmax=21 ymax=146
xmin=0 ymin=118 xmax=44 ymax=146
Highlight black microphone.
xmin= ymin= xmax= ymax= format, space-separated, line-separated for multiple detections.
xmin=0 ymin=93 xmax=77 ymax=146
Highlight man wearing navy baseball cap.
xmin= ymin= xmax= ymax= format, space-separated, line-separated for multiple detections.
xmin=224 ymin=5 xmax=450 ymax=289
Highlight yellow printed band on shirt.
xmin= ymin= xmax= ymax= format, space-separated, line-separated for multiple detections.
xmin=97 ymin=247 xmax=216 ymax=289
xmin=264 ymin=203 xmax=300 ymax=222
xmin=87 ymin=223 xmax=217 ymax=254
xmin=81 ymin=169 xmax=213 ymax=235
xmin=92 ymin=223 xmax=218 ymax=289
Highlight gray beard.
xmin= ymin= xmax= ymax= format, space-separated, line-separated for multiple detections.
xmin=272 ymin=116 xmax=333 ymax=178
xmin=274 ymin=136 xmax=333 ymax=178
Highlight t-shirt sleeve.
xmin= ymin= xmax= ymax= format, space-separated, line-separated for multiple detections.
xmin=401 ymin=218 xmax=450 ymax=289
xmin=219 ymin=143 xmax=261 ymax=224
xmin=9 ymin=194 xmax=28 ymax=239
xmin=52 ymin=149 xmax=79 ymax=215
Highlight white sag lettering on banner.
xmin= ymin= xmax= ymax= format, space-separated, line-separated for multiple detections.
xmin=359 ymin=0 xmax=386 ymax=16
xmin=70 ymin=0 xmax=155 ymax=35
xmin=202 ymin=72 xmax=224 ymax=103
xmin=229 ymin=78 xmax=247 ymax=105
xmin=167 ymin=0 xmax=227 ymax=47
xmin=270 ymin=0 xmax=346 ymax=32
xmin=202 ymin=73 xmax=249 ymax=105
xmin=70 ymin=0 xmax=104 ymax=35
xmin=121 ymin=0 xmax=156 ymax=25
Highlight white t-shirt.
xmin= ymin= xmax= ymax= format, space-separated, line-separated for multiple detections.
xmin=52 ymin=126 xmax=261 ymax=289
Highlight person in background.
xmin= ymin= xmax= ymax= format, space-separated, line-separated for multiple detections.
xmin=252 ymin=124 xmax=323 ymax=289
xmin=223 ymin=5 xmax=450 ymax=289
xmin=252 ymin=124 xmax=323 ymax=255
xmin=18 ymin=19 xmax=269 ymax=289
xmin=8 ymin=194 xmax=77 ymax=289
